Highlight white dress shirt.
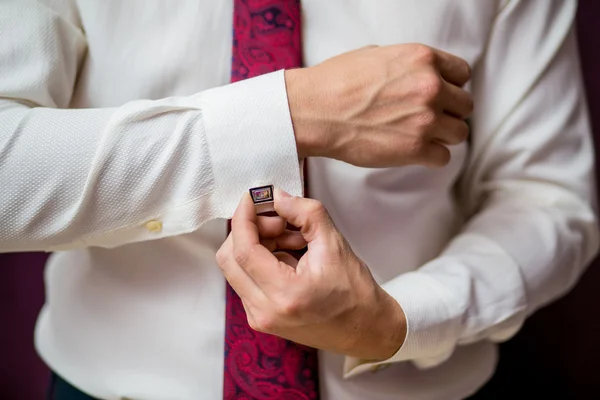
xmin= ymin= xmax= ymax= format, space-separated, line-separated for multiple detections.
xmin=0 ymin=0 xmax=598 ymax=399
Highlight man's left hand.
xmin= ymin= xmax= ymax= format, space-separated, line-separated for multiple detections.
xmin=216 ymin=189 xmax=407 ymax=361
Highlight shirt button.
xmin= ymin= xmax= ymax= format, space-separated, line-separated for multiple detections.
xmin=145 ymin=220 xmax=163 ymax=233
xmin=370 ymin=364 xmax=389 ymax=373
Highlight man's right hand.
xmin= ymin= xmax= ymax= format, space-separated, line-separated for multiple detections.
xmin=286 ymin=44 xmax=473 ymax=168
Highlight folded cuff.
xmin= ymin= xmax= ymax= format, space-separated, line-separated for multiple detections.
xmin=344 ymin=271 xmax=462 ymax=378
xmin=199 ymin=70 xmax=303 ymax=218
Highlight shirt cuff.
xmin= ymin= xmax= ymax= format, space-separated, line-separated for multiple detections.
xmin=343 ymin=271 xmax=462 ymax=378
xmin=46 ymin=70 xmax=303 ymax=251
xmin=198 ymin=69 xmax=303 ymax=218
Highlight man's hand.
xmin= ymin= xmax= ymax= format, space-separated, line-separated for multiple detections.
xmin=287 ymin=43 xmax=473 ymax=168
xmin=216 ymin=189 xmax=407 ymax=361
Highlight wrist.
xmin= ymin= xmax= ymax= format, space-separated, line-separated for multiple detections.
xmin=284 ymin=68 xmax=329 ymax=159
xmin=342 ymin=284 xmax=407 ymax=361
xmin=358 ymin=287 xmax=407 ymax=361
xmin=373 ymin=288 xmax=407 ymax=360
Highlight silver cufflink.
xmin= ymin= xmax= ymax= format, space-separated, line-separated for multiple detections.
xmin=249 ymin=185 xmax=274 ymax=205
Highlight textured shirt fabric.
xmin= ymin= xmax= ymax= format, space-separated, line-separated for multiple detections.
xmin=0 ymin=1 xmax=598 ymax=399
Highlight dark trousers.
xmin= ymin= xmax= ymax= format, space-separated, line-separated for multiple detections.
xmin=47 ymin=374 xmax=99 ymax=400
xmin=48 ymin=372 xmax=497 ymax=400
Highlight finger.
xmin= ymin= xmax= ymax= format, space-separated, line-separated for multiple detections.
xmin=273 ymin=190 xmax=335 ymax=242
xmin=216 ymin=234 xmax=261 ymax=299
xmin=274 ymin=251 xmax=300 ymax=268
xmin=430 ymin=114 xmax=470 ymax=146
xmin=274 ymin=230 xmax=308 ymax=250
xmin=231 ymin=193 xmax=293 ymax=284
xmin=260 ymin=230 xmax=308 ymax=252
xmin=417 ymin=141 xmax=451 ymax=168
xmin=259 ymin=238 xmax=278 ymax=253
xmin=256 ymin=215 xmax=287 ymax=238
xmin=439 ymin=80 xmax=473 ymax=119
xmin=434 ymin=49 xmax=471 ymax=87
xmin=231 ymin=192 xmax=268 ymax=250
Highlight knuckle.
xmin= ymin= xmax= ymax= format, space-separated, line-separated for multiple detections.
xmin=277 ymin=298 xmax=301 ymax=317
xmin=412 ymin=44 xmax=436 ymax=64
xmin=249 ymin=314 xmax=274 ymax=333
xmin=233 ymin=246 xmax=250 ymax=266
xmin=416 ymin=74 xmax=443 ymax=100
xmin=215 ymin=248 xmax=228 ymax=267
xmin=416 ymin=109 xmax=437 ymax=130
xmin=406 ymin=136 xmax=429 ymax=157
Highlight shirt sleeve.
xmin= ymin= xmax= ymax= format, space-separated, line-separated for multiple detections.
xmin=345 ymin=0 xmax=599 ymax=377
xmin=0 ymin=0 xmax=303 ymax=253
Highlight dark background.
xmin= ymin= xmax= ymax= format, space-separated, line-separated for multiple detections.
xmin=2 ymin=1 xmax=600 ymax=399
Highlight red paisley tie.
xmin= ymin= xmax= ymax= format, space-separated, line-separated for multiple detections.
xmin=223 ymin=1 xmax=320 ymax=399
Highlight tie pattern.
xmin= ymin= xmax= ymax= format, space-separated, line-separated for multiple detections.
xmin=230 ymin=0 xmax=303 ymax=83
xmin=224 ymin=1 xmax=320 ymax=399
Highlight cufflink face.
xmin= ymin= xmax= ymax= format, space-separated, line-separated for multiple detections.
xmin=249 ymin=185 xmax=274 ymax=205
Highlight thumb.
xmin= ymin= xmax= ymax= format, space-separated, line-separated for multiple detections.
xmin=274 ymin=188 xmax=333 ymax=242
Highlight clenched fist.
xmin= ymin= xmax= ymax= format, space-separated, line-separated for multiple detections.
xmin=288 ymin=43 xmax=473 ymax=167
xmin=216 ymin=189 xmax=407 ymax=360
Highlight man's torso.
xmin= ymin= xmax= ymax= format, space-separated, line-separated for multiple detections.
xmin=37 ymin=1 xmax=502 ymax=399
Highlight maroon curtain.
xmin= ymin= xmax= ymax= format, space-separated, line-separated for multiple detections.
xmin=1 ymin=1 xmax=600 ymax=398
xmin=0 ymin=253 xmax=48 ymax=398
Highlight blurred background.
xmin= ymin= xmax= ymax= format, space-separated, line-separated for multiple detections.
xmin=2 ymin=1 xmax=600 ymax=399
